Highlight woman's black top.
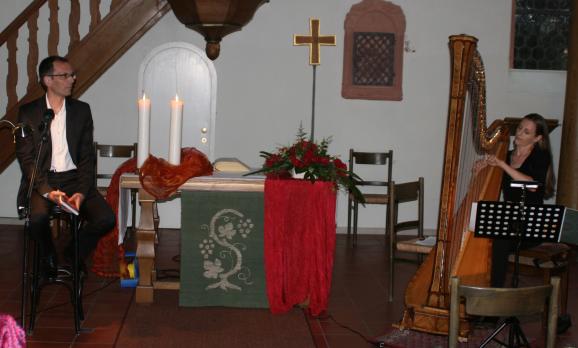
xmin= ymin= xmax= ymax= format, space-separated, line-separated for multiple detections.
xmin=501 ymin=145 xmax=551 ymax=205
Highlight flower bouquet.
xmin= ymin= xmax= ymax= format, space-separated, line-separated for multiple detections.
xmin=247 ymin=128 xmax=364 ymax=203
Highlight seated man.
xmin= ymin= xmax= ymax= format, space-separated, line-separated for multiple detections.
xmin=15 ymin=56 xmax=115 ymax=277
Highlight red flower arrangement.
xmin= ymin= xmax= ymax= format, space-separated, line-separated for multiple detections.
xmin=248 ymin=128 xmax=364 ymax=202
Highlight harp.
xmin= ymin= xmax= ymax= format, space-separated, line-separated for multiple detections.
xmin=399 ymin=35 xmax=509 ymax=335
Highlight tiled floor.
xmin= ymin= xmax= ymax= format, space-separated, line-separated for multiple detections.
xmin=0 ymin=224 xmax=576 ymax=347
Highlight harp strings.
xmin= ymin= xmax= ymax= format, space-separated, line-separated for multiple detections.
xmin=448 ymin=59 xmax=486 ymax=269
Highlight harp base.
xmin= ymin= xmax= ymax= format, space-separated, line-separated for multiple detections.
xmin=397 ymin=306 xmax=471 ymax=338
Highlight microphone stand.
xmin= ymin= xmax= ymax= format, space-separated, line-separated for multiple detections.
xmin=19 ymin=118 xmax=50 ymax=331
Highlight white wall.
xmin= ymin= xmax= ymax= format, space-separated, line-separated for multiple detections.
xmin=0 ymin=0 xmax=567 ymax=231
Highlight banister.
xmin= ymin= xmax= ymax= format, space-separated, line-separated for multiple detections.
xmin=0 ymin=0 xmax=47 ymax=47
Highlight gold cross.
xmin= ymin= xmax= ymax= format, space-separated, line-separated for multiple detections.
xmin=293 ymin=18 xmax=336 ymax=65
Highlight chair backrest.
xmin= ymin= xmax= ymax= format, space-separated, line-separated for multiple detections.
xmin=449 ymin=276 xmax=560 ymax=348
xmin=94 ymin=142 xmax=137 ymax=186
xmin=348 ymin=149 xmax=393 ymax=187
xmin=393 ymin=177 xmax=424 ymax=237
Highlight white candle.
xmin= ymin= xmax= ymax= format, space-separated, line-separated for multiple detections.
xmin=137 ymin=93 xmax=151 ymax=168
xmin=168 ymin=94 xmax=183 ymax=165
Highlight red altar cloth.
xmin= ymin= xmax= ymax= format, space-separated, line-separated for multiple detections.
xmin=264 ymin=178 xmax=337 ymax=316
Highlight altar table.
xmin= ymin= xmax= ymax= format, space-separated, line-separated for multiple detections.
xmin=120 ymin=174 xmax=337 ymax=314
xmin=119 ymin=172 xmax=264 ymax=303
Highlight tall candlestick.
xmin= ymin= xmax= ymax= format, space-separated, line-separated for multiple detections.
xmin=137 ymin=93 xmax=151 ymax=168
xmin=169 ymin=94 xmax=183 ymax=165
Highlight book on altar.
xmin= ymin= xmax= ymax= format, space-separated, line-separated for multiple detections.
xmin=213 ymin=157 xmax=251 ymax=173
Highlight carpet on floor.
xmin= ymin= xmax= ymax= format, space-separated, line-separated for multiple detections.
xmin=115 ymin=290 xmax=316 ymax=348
xmin=374 ymin=325 xmax=540 ymax=348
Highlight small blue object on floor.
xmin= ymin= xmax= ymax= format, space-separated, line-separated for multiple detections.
xmin=120 ymin=251 xmax=139 ymax=288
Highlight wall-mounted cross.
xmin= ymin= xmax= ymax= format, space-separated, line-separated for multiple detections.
xmin=293 ymin=18 xmax=336 ymax=65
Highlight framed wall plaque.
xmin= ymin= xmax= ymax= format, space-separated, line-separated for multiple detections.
xmin=342 ymin=0 xmax=406 ymax=101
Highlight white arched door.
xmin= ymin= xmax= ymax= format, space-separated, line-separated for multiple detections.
xmin=139 ymin=42 xmax=217 ymax=161
xmin=138 ymin=42 xmax=217 ymax=228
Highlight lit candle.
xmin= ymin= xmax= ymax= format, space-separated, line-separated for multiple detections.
xmin=168 ymin=94 xmax=183 ymax=165
xmin=137 ymin=93 xmax=151 ymax=168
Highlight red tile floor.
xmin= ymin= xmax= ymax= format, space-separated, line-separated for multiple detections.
xmin=0 ymin=223 xmax=576 ymax=347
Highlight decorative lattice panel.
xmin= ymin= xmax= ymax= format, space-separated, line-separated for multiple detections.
xmin=513 ymin=0 xmax=570 ymax=70
xmin=352 ymin=32 xmax=395 ymax=86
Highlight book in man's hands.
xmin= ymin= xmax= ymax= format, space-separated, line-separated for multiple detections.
xmin=59 ymin=196 xmax=79 ymax=216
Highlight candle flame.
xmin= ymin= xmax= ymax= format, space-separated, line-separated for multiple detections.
xmin=175 ymin=94 xmax=179 ymax=102
xmin=141 ymin=93 xmax=147 ymax=101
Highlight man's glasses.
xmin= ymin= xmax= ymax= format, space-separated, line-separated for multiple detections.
xmin=47 ymin=72 xmax=77 ymax=80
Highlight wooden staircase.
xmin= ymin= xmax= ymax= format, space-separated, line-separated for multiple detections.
xmin=0 ymin=0 xmax=171 ymax=173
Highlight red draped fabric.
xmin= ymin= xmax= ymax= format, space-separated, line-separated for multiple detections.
xmin=264 ymin=178 xmax=337 ymax=316
xmin=92 ymin=147 xmax=213 ymax=277
xmin=139 ymin=147 xmax=213 ymax=200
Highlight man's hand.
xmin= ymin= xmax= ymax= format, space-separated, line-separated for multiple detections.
xmin=47 ymin=190 xmax=68 ymax=204
xmin=67 ymin=193 xmax=85 ymax=210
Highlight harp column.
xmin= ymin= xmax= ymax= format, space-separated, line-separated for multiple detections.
xmin=557 ymin=0 xmax=578 ymax=209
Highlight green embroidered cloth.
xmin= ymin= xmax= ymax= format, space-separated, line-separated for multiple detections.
xmin=179 ymin=190 xmax=267 ymax=308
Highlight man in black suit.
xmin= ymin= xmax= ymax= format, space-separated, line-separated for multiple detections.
xmin=16 ymin=56 xmax=115 ymax=277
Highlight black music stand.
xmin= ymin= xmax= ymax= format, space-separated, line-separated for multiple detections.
xmin=473 ymin=182 xmax=563 ymax=347
xmin=475 ymin=201 xmax=564 ymax=286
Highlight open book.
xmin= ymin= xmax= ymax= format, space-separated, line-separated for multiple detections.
xmin=212 ymin=157 xmax=251 ymax=173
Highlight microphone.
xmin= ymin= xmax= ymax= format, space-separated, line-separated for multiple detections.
xmin=0 ymin=119 xmax=32 ymax=141
xmin=38 ymin=109 xmax=55 ymax=134
xmin=13 ymin=123 xmax=32 ymax=139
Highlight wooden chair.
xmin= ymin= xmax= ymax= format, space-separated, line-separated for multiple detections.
xmin=347 ymin=149 xmax=393 ymax=246
xmin=508 ymin=242 xmax=572 ymax=322
xmin=388 ymin=177 xmax=433 ymax=302
xmin=94 ymin=142 xmax=139 ymax=238
xmin=449 ymin=276 xmax=559 ymax=348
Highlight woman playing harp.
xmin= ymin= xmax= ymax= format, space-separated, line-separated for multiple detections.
xmin=486 ymin=113 xmax=555 ymax=287
xmin=399 ymin=34 xmax=510 ymax=335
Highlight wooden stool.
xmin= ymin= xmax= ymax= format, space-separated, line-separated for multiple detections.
xmin=508 ymin=242 xmax=572 ymax=316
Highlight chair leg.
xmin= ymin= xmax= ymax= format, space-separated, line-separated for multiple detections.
xmin=387 ymin=204 xmax=396 ymax=302
xmin=353 ymin=201 xmax=359 ymax=246
xmin=71 ymin=214 xmax=84 ymax=334
xmin=384 ymin=205 xmax=389 ymax=242
xmin=388 ymin=228 xmax=394 ymax=302
xmin=347 ymin=199 xmax=352 ymax=237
